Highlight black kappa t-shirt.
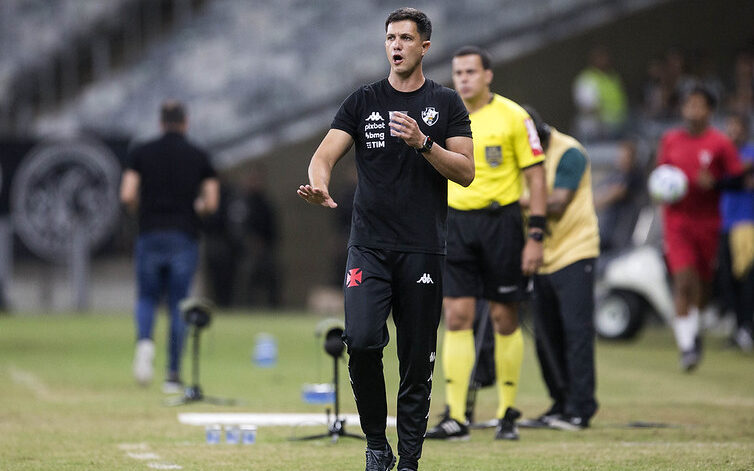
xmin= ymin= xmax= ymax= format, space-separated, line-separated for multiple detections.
xmin=127 ymin=132 xmax=216 ymax=238
xmin=331 ymin=78 xmax=472 ymax=254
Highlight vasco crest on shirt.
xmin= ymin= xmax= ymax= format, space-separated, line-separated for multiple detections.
xmin=421 ymin=107 xmax=439 ymax=126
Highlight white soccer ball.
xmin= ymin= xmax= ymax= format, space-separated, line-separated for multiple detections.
xmin=648 ymin=164 xmax=688 ymax=204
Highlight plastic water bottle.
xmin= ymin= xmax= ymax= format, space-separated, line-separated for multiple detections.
xmin=253 ymin=333 xmax=278 ymax=367
xmin=225 ymin=425 xmax=240 ymax=444
xmin=240 ymin=424 xmax=257 ymax=445
xmin=205 ymin=425 xmax=221 ymax=444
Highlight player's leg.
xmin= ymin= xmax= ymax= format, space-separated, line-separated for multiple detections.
xmin=440 ymin=297 xmax=475 ymax=424
xmin=479 ymin=203 xmax=527 ymax=438
xmin=427 ymin=209 xmax=479 ymax=440
xmin=665 ymin=223 xmax=704 ymax=370
xmin=392 ymin=251 xmax=444 ymax=470
xmin=488 ymin=300 xmax=523 ymax=439
xmin=548 ymin=259 xmax=598 ymax=430
xmin=342 ymin=246 xmax=394 ymax=460
xmin=529 ymin=272 xmax=567 ymax=425
xmin=133 ymin=233 xmax=161 ymax=385
xmin=165 ymin=231 xmax=199 ymax=389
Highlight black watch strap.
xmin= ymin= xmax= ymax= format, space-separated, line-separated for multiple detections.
xmin=419 ymin=135 xmax=433 ymax=153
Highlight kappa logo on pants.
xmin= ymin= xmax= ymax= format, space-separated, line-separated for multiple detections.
xmin=416 ymin=273 xmax=434 ymax=284
xmin=346 ymin=268 xmax=362 ymax=287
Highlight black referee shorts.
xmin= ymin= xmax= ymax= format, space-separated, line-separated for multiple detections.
xmin=444 ymin=203 xmax=528 ymax=303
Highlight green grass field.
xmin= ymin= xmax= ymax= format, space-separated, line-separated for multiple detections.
xmin=1 ymin=311 xmax=753 ymax=470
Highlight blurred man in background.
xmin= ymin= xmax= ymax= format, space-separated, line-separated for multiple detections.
xmin=719 ymin=113 xmax=754 ymax=352
xmin=572 ymin=45 xmax=628 ymax=141
xmin=426 ymin=46 xmax=546 ymax=442
xmin=298 ymin=8 xmax=473 ymax=471
xmin=595 ymin=140 xmax=645 ymax=253
xmin=521 ymin=106 xmax=600 ymax=431
xmin=120 ymin=100 xmax=219 ymax=392
xmin=656 ymin=86 xmax=744 ymax=371
xmin=238 ymin=165 xmax=279 ymax=308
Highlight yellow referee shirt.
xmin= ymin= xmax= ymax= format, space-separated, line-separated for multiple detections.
xmin=448 ymin=94 xmax=544 ymax=210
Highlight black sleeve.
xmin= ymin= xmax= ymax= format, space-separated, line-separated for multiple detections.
xmin=126 ymin=144 xmax=142 ymax=173
xmin=446 ymin=91 xmax=472 ymax=138
xmin=199 ymin=150 xmax=217 ymax=180
xmin=330 ymin=90 xmax=361 ymax=138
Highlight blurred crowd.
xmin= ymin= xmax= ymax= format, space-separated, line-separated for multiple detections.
xmin=572 ymin=43 xmax=754 ymax=143
xmin=201 ymin=165 xmax=280 ymax=309
xmin=575 ymin=41 xmax=754 ymax=350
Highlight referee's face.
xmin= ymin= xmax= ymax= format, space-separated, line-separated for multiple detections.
xmin=452 ymin=54 xmax=492 ymax=103
xmin=385 ymin=20 xmax=429 ymax=76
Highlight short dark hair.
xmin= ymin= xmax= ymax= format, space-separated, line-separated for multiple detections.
xmin=685 ymin=84 xmax=717 ymax=109
xmin=160 ymin=100 xmax=186 ymax=125
xmin=453 ymin=45 xmax=492 ymax=70
xmin=385 ymin=8 xmax=432 ymax=40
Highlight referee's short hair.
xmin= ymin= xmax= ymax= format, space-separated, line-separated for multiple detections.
xmin=453 ymin=46 xmax=492 ymax=70
xmin=160 ymin=100 xmax=187 ymax=125
xmin=385 ymin=8 xmax=432 ymax=40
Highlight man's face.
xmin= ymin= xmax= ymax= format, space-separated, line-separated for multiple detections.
xmin=451 ymin=54 xmax=492 ymax=102
xmin=385 ymin=20 xmax=429 ymax=76
xmin=681 ymin=94 xmax=711 ymax=127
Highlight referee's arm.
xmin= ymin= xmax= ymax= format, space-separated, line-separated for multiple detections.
xmin=298 ymin=129 xmax=354 ymax=208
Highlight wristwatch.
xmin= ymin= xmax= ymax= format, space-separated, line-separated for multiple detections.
xmin=527 ymin=231 xmax=544 ymax=242
xmin=418 ymin=135 xmax=434 ymax=153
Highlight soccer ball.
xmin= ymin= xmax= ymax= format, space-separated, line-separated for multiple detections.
xmin=648 ymin=164 xmax=688 ymax=204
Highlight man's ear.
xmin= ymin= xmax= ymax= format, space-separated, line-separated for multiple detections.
xmin=421 ymin=40 xmax=431 ymax=56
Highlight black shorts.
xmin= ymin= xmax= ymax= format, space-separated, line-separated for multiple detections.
xmin=444 ymin=203 xmax=528 ymax=303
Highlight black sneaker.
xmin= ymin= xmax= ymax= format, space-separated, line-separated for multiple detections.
xmin=519 ymin=406 xmax=562 ymax=429
xmin=549 ymin=414 xmax=589 ymax=431
xmin=425 ymin=414 xmax=470 ymax=441
xmin=365 ymin=445 xmax=396 ymax=471
xmin=495 ymin=407 xmax=521 ymax=440
xmin=680 ymin=336 xmax=703 ymax=372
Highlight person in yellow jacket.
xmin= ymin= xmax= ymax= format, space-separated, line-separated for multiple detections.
xmin=426 ymin=46 xmax=547 ymax=441
xmin=520 ymin=106 xmax=600 ymax=430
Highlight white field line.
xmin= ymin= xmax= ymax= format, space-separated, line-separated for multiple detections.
xmin=177 ymin=412 xmax=397 ymax=427
xmin=8 ymin=365 xmax=54 ymax=401
xmin=118 ymin=443 xmax=182 ymax=470
xmin=118 ymin=443 xmax=150 ymax=451
xmin=127 ymin=452 xmax=161 ymax=460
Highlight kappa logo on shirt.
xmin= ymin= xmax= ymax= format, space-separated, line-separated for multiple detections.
xmin=365 ymin=111 xmax=384 ymax=122
xmin=346 ymin=268 xmax=363 ymax=287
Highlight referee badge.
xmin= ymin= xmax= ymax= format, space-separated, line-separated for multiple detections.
xmin=421 ymin=107 xmax=438 ymax=126
xmin=485 ymin=146 xmax=502 ymax=167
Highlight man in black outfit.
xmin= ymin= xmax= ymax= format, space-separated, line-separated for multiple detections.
xmin=297 ymin=8 xmax=474 ymax=471
xmin=120 ymin=101 xmax=219 ymax=393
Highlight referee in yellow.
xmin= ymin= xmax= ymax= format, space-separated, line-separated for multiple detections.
xmin=426 ymin=46 xmax=547 ymax=441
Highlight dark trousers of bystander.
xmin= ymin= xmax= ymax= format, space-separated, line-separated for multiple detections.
xmin=532 ymin=258 xmax=598 ymax=421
